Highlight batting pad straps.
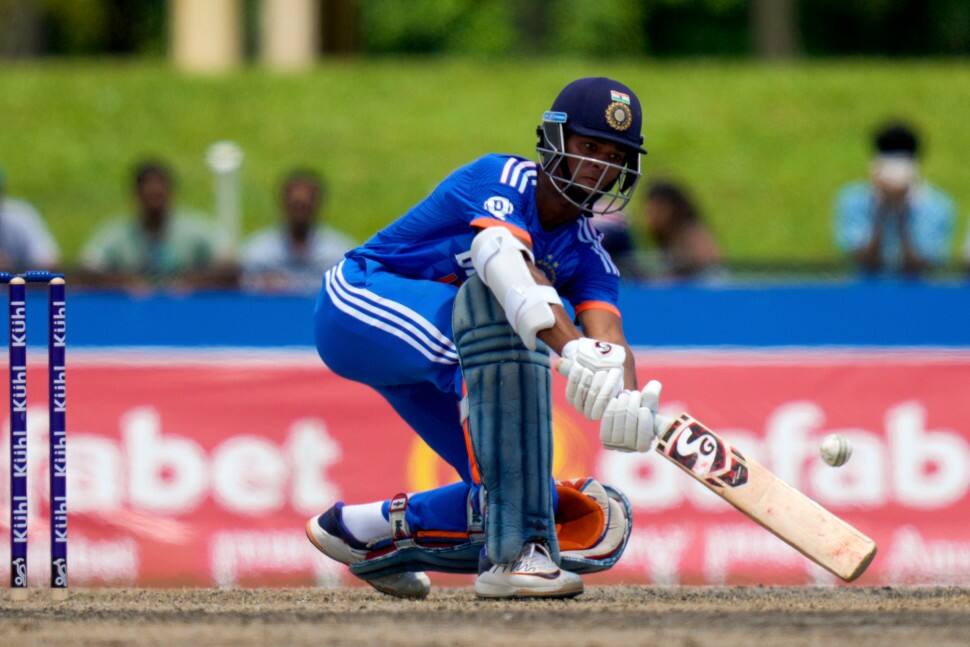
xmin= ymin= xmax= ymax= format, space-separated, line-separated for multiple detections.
xmin=388 ymin=494 xmax=411 ymax=544
xmin=348 ymin=479 xmax=632 ymax=580
xmin=470 ymin=227 xmax=561 ymax=351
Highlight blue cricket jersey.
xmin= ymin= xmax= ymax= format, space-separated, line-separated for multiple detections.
xmin=348 ymin=154 xmax=621 ymax=316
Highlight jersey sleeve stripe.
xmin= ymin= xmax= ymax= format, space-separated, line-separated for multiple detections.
xmin=574 ymin=301 xmax=621 ymax=318
xmin=470 ymin=217 xmax=533 ymax=246
xmin=501 ymin=159 xmax=537 ymax=194
xmin=499 ymin=157 xmax=517 ymax=185
xmin=509 ymin=161 xmax=527 ymax=188
xmin=517 ymin=169 xmax=537 ymax=194
xmin=578 ymin=218 xmax=620 ymax=276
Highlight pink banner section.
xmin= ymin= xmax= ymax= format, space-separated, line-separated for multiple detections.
xmin=1 ymin=349 xmax=969 ymax=587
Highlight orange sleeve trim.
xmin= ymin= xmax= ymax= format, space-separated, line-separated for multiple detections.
xmin=574 ymin=301 xmax=621 ymax=318
xmin=469 ymin=217 xmax=533 ymax=247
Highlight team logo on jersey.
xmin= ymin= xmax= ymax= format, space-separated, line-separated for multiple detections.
xmin=605 ymin=102 xmax=632 ymax=131
xmin=484 ymin=196 xmax=514 ymax=220
xmin=536 ymin=254 xmax=559 ymax=283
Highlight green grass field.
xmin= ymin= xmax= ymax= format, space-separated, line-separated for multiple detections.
xmin=1 ymin=58 xmax=969 ymax=265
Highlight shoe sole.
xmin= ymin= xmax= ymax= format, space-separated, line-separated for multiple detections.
xmin=474 ymin=577 xmax=584 ymax=600
xmin=305 ymin=517 xmax=360 ymax=564
xmin=305 ymin=517 xmax=431 ymax=600
xmin=368 ymin=575 xmax=431 ymax=600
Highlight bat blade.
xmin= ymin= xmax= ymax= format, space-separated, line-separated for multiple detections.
xmin=655 ymin=413 xmax=877 ymax=581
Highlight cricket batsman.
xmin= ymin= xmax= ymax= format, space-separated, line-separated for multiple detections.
xmin=306 ymin=77 xmax=661 ymax=599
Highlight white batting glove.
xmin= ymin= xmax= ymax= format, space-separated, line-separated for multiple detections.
xmin=600 ymin=380 xmax=662 ymax=452
xmin=557 ymin=337 xmax=626 ymax=420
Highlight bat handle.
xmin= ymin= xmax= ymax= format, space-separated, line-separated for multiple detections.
xmin=654 ymin=412 xmax=675 ymax=436
xmin=556 ymin=357 xmax=572 ymax=377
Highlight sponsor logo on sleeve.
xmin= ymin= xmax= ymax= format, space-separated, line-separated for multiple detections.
xmin=484 ymin=196 xmax=515 ymax=220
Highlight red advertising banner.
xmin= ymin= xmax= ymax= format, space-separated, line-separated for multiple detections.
xmin=2 ymin=349 xmax=969 ymax=587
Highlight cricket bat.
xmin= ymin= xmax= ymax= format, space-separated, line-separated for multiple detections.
xmin=654 ymin=412 xmax=877 ymax=581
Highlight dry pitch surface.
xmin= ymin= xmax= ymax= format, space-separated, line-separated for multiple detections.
xmin=1 ymin=586 xmax=968 ymax=647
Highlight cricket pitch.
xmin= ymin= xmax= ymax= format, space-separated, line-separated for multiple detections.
xmin=1 ymin=586 xmax=968 ymax=646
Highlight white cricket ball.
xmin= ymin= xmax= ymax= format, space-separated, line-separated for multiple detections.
xmin=820 ymin=433 xmax=852 ymax=467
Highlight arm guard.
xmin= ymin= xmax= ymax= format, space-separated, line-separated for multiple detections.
xmin=470 ymin=227 xmax=562 ymax=350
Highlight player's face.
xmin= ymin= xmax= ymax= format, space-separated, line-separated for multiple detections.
xmin=136 ymin=174 xmax=171 ymax=215
xmin=564 ymin=135 xmax=626 ymax=191
xmin=283 ymin=181 xmax=320 ymax=225
xmin=646 ymin=197 xmax=673 ymax=236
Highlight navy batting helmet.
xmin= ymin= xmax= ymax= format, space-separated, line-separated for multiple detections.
xmin=537 ymin=77 xmax=646 ymax=214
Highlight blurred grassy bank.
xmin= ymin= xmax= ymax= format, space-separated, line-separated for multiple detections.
xmin=1 ymin=59 xmax=968 ymax=265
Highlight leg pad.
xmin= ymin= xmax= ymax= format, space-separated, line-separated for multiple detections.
xmin=452 ymin=275 xmax=558 ymax=564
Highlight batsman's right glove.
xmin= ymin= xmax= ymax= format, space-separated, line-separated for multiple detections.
xmin=557 ymin=337 xmax=626 ymax=420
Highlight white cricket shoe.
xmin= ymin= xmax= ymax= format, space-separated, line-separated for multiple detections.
xmin=305 ymin=509 xmax=431 ymax=600
xmin=475 ymin=542 xmax=583 ymax=599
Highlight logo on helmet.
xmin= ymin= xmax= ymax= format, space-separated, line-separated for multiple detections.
xmin=605 ymin=102 xmax=632 ymax=132
xmin=610 ymin=90 xmax=631 ymax=105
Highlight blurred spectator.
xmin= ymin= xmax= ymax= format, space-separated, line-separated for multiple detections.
xmin=0 ymin=168 xmax=61 ymax=272
xmin=80 ymin=160 xmax=235 ymax=290
xmin=644 ymin=180 xmax=722 ymax=278
xmin=239 ymin=169 xmax=354 ymax=293
xmin=834 ymin=121 xmax=954 ymax=276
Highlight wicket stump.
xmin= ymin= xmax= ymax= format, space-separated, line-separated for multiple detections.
xmin=2 ymin=271 xmax=68 ymax=600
